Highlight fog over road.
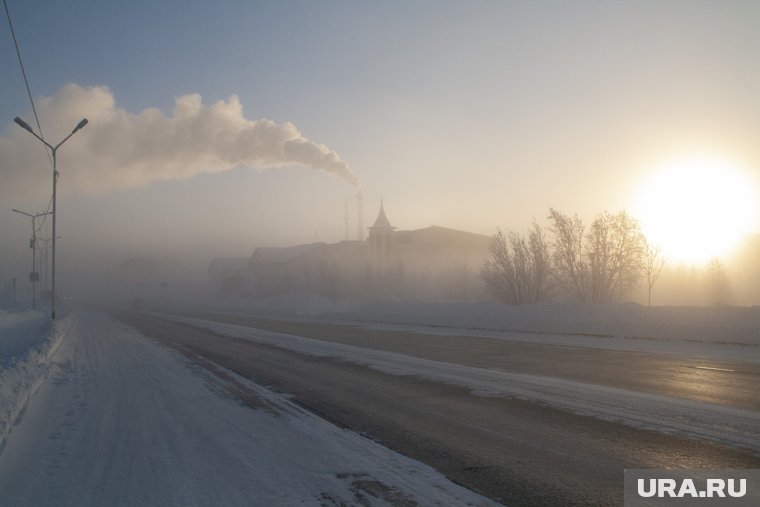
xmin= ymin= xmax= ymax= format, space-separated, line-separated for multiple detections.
xmin=121 ymin=310 xmax=760 ymax=506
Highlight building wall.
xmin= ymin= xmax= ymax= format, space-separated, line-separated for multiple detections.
xmin=245 ymin=228 xmax=490 ymax=301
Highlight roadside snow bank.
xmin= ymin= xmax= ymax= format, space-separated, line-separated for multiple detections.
xmin=0 ymin=313 xmax=75 ymax=451
xmin=337 ymin=299 xmax=760 ymax=345
xmin=191 ymin=292 xmax=760 ymax=346
xmin=0 ymin=309 xmax=44 ymax=330
xmin=0 ymin=309 xmax=54 ymax=363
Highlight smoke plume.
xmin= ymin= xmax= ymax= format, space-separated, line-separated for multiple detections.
xmin=1 ymin=84 xmax=359 ymax=204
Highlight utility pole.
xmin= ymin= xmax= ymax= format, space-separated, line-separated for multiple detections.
xmin=12 ymin=209 xmax=51 ymax=309
xmin=35 ymin=236 xmax=59 ymax=295
xmin=14 ymin=116 xmax=88 ymax=319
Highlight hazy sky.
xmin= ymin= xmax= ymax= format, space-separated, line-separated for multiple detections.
xmin=2 ymin=1 xmax=760 ymax=284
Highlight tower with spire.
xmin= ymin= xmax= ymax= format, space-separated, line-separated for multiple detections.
xmin=368 ymin=199 xmax=396 ymax=265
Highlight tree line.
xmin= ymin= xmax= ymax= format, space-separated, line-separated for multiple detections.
xmin=481 ymin=208 xmax=665 ymax=305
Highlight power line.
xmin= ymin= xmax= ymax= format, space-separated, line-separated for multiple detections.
xmin=35 ymin=197 xmax=52 ymax=235
xmin=4 ymin=0 xmax=55 ymax=235
xmin=3 ymin=0 xmax=54 ymax=168
xmin=36 ymin=193 xmax=54 ymax=233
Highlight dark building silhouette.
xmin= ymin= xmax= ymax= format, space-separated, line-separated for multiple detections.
xmin=209 ymin=202 xmax=491 ymax=301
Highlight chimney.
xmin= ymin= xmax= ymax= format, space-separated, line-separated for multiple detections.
xmin=356 ymin=191 xmax=365 ymax=241
xmin=344 ymin=198 xmax=349 ymax=241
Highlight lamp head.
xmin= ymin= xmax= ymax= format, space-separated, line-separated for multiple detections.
xmin=73 ymin=118 xmax=88 ymax=133
xmin=14 ymin=117 xmax=33 ymax=133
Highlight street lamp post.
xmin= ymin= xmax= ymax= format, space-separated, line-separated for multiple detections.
xmin=35 ymin=236 xmax=61 ymax=295
xmin=14 ymin=116 xmax=88 ymax=319
xmin=11 ymin=209 xmax=51 ymax=309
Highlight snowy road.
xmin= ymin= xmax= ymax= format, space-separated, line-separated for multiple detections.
xmin=119 ymin=310 xmax=760 ymax=506
xmin=0 ymin=311 xmax=497 ymax=506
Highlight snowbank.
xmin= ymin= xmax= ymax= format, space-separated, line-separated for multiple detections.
xmin=336 ymin=299 xmax=760 ymax=346
xmin=0 ymin=309 xmax=44 ymax=331
xmin=191 ymin=292 xmax=760 ymax=345
xmin=0 ymin=309 xmax=54 ymax=364
xmin=0 ymin=311 xmax=74 ymax=451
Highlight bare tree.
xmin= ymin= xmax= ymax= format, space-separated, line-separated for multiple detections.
xmin=643 ymin=241 xmax=665 ymax=306
xmin=527 ymin=220 xmax=552 ymax=302
xmin=548 ymin=208 xmax=645 ymax=303
xmin=481 ymin=221 xmax=552 ymax=304
xmin=547 ymin=209 xmax=588 ymax=302
xmin=706 ymin=257 xmax=731 ymax=305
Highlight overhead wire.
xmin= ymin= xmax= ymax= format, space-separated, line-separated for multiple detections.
xmin=35 ymin=193 xmax=54 ymax=235
xmin=3 ymin=0 xmax=51 ymax=161
xmin=3 ymin=0 xmax=55 ymax=234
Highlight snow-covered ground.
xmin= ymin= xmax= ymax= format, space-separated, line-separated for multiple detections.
xmin=0 ymin=310 xmax=497 ymax=506
xmin=0 ymin=308 xmax=74 ymax=452
xmin=159 ymin=313 xmax=760 ymax=456
xmin=339 ymin=298 xmax=760 ymax=346
xmin=2 ymin=296 xmax=758 ymax=504
xmin=0 ymin=308 xmax=56 ymax=363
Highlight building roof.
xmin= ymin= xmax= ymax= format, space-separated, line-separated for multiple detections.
xmin=369 ymin=200 xmax=395 ymax=230
xmin=394 ymin=225 xmax=491 ymax=252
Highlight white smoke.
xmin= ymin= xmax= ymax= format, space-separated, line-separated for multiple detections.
xmin=1 ymin=84 xmax=359 ymax=204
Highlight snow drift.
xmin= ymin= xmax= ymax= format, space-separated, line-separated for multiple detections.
xmin=0 ymin=310 xmax=74 ymax=451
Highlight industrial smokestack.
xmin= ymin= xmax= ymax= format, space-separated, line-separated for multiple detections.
xmin=356 ymin=191 xmax=365 ymax=241
xmin=344 ymin=198 xmax=349 ymax=241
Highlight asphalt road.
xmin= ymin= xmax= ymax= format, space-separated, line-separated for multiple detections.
xmin=170 ymin=310 xmax=759 ymax=411
xmin=116 ymin=311 xmax=760 ymax=506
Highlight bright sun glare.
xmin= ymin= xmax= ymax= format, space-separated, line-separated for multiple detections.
xmin=634 ymin=157 xmax=758 ymax=265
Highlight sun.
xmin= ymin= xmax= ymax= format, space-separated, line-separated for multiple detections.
xmin=633 ymin=157 xmax=758 ymax=265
